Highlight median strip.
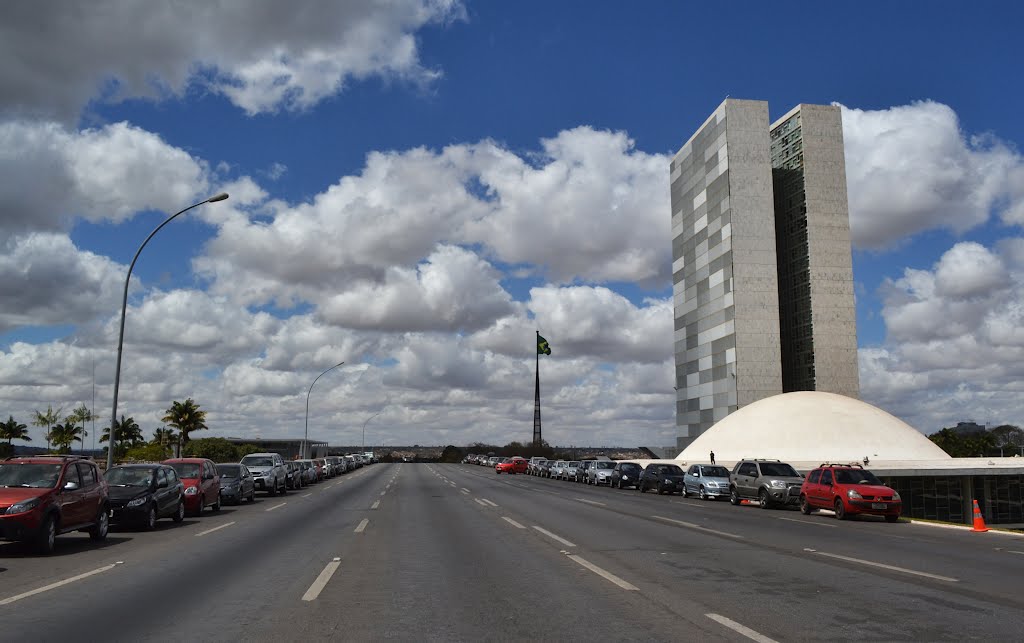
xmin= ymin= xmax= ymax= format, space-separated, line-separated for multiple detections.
xmin=265 ymin=502 xmax=287 ymax=512
xmin=652 ymin=515 xmax=744 ymax=540
xmin=706 ymin=613 xmax=778 ymax=643
xmin=803 ymin=548 xmax=957 ymax=582
xmin=532 ymin=525 xmax=576 ymax=547
xmin=566 ymin=553 xmax=637 ymax=590
xmin=354 ymin=519 xmax=370 ymax=533
xmin=195 ymin=521 xmax=236 ymax=537
xmin=0 ymin=561 xmax=123 ymax=605
xmin=302 ymin=558 xmax=341 ymax=602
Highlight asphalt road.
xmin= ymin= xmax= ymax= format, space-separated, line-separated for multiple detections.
xmin=2 ymin=463 xmax=1023 ymax=642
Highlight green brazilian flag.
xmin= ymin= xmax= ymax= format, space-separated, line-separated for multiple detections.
xmin=537 ymin=334 xmax=551 ymax=355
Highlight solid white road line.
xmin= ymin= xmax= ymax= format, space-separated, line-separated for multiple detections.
xmin=355 ymin=519 xmax=370 ymax=533
xmin=574 ymin=498 xmax=606 ymax=507
xmin=566 ymin=554 xmax=638 ymax=591
xmin=532 ymin=525 xmax=576 ymax=547
xmin=371 ymin=500 xmax=380 ymax=510
xmin=265 ymin=502 xmax=287 ymax=512
xmin=652 ymin=515 xmax=744 ymax=540
xmin=803 ymin=548 xmax=958 ymax=582
xmin=706 ymin=613 xmax=778 ymax=643
xmin=480 ymin=498 xmax=498 ymax=507
xmin=302 ymin=558 xmax=341 ymax=602
xmin=0 ymin=561 xmax=124 ymax=605
xmin=195 ymin=521 xmax=236 ymax=537
xmin=502 ymin=517 xmax=525 ymax=529
xmin=772 ymin=515 xmax=835 ymax=528
xmin=474 ymin=498 xmax=489 ymax=507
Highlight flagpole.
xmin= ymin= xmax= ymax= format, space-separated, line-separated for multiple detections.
xmin=534 ymin=330 xmax=542 ymax=446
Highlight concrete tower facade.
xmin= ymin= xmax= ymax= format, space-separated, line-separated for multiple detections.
xmin=671 ymin=99 xmax=858 ymax=452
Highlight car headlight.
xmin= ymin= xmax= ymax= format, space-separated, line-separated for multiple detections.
xmin=770 ymin=480 xmax=787 ymax=488
xmin=847 ymin=489 xmax=863 ymax=500
xmin=621 ymin=475 xmax=629 ymax=480
xmin=892 ymin=491 xmax=901 ymax=501
xmin=126 ymin=495 xmax=150 ymax=508
xmin=6 ymin=497 xmax=42 ymax=514
xmin=185 ymin=486 xmax=198 ymax=495
xmin=706 ymin=481 xmax=718 ymax=488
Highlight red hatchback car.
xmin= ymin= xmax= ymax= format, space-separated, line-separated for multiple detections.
xmin=495 ymin=457 xmax=528 ymax=475
xmin=164 ymin=458 xmax=221 ymax=516
xmin=0 ymin=455 xmax=110 ymax=554
xmin=800 ymin=464 xmax=902 ymax=522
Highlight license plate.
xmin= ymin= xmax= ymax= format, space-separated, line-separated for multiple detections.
xmin=871 ymin=503 xmax=886 ymax=510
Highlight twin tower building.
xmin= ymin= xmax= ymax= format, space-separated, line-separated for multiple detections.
xmin=671 ymin=99 xmax=860 ymax=451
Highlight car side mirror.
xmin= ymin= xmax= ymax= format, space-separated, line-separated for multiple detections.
xmin=63 ymin=481 xmax=79 ymax=491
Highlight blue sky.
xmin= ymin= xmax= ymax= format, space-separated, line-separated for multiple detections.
xmin=2 ymin=1 xmax=1024 ymax=449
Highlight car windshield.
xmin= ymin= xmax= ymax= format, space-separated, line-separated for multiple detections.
xmin=699 ymin=466 xmax=730 ymax=477
xmin=834 ymin=469 xmax=883 ymax=485
xmin=105 ymin=467 xmax=154 ymax=487
xmin=596 ymin=462 xmax=614 ymax=469
xmin=241 ymin=456 xmax=273 ymax=467
xmin=659 ymin=465 xmax=684 ymax=475
xmin=0 ymin=463 xmax=62 ymax=488
xmin=216 ymin=465 xmax=241 ymax=478
xmin=169 ymin=462 xmax=201 ymax=478
xmin=759 ymin=463 xmax=801 ymax=477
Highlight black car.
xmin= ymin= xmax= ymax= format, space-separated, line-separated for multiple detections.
xmin=611 ymin=462 xmax=643 ymax=489
xmin=638 ymin=463 xmax=686 ymax=495
xmin=105 ymin=464 xmax=186 ymax=529
xmin=216 ymin=463 xmax=256 ymax=504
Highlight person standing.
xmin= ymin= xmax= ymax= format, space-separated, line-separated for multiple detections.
xmin=710 ymin=450 xmax=715 ymax=465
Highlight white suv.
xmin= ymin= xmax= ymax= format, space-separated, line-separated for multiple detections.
xmin=240 ymin=453 xmax=288 ymax=496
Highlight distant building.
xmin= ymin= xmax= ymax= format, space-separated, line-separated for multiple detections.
xmin=951 ymin=421 xmax=987 ymax=436
xmin=670 ymin=99 xmax=859 ymax=452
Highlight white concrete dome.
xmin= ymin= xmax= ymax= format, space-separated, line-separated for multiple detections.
xmin=676 ymin=391 xmax=950 ymax=463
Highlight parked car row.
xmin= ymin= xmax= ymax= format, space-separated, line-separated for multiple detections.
xmin=0 ymin=452 xmax=375 ymax=554
xmin=463 ymin=455 xmax=902 ymax=523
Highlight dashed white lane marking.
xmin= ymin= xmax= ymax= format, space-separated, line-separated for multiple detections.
xmin=380 ymin=491 xmax=386 ymax=496
xmin=706 ymin=613 xmax=778 ymax=643
xmin=302 ymin=558 xmax=341 ymax=602
xmin=803 ymin=548 xmax=958 ymax=582
xmin=354 ymin=519 xmax=370 ymax=533
xmin=566 ymin=554 xmax=638 ymax=590
xmin=480 ymin=498 xmax=498 ymax=507
xmin=265 ymin=502 xmax=287 ymax=512
xmin=195 ymin=521 xmax=236 ymax=537
xmin=474 ymin=498 xmax=489 ymax=507
xmin=301 ymin=493 xmax=313 ymax=498
xmin=772 ymin=515 xmax=835 ymax=528
xmin=574 ymin=498 xmax=606 ymax=507
xmin=371 ymin=500 xmax=380 ymax=510
xmin=0 ymin=561 xmax=124 ymax=605
xmin=502 ymin=517 xmax=525 ymax=529
xmin=460 ymin=489 xmax=470 ymax=495
xmin=652 ymin=515 xmax=744 ymax=540
xmin=449 ymin=482 xmax=456 ymax=487
xmin=532 ymin=525 xmax=576 ymax=547
xmin=460 ymin=488 xmax=470 ymax=493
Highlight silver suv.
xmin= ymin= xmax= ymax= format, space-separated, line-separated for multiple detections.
xmin=729 ymin=459 xmax=804 ymax=509
xmin=240 ymin=453 xmax=288 ymax=496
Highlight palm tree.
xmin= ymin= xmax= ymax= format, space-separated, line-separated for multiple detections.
xmin=161 ymin=398 xmax=208 ymax=445
xmin=152 ymin=427 xmax=178 ymax=447
xmin=49 ymin=421 xmax=84 ymax=454
xmin=0 ymin=416 xmax=31 ymax=444
xmin=101 ymin=415 xmax=144 ymax=458
xmin=68 ymin=404 xmax=96 ymax=445
xmin=32 ymin=405 xmax=62 ymax=452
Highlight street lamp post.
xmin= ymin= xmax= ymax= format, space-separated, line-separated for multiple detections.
xmin=304 ymin=362 xmax=345 ymax=458
xmin=362 ymin=411 xmax=381 ymax=454
xmin=107 ymin=193 xmax=228 ymax=471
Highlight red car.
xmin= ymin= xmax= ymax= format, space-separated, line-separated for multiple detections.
xmin=0 ymin=455 xmax=110 ymax=554
xmin=800 ymin=464 xmax=901 ymax=522
xmin=495 ymin=457 xmax=528 ymax=475
xmin=164 ymin=458 xmax=221 ymax=516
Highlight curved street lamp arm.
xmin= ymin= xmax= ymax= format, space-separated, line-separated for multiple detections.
xmin=107 ymin=193 xmax=229 ymax=471
xmin=304 ymin=362 xmax=346 ymax=458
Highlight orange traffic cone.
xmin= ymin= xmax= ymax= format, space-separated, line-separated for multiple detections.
xmin=971 ymin=499 xmax=989 ymax=532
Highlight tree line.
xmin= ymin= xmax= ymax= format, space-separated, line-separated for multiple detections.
xmin=928 ymin=424 xmax=1024 ymax=458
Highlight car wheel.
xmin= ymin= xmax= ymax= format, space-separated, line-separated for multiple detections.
xmin=248 ymin=489 xmax=256 ymax=503
xmin=173 ymin=501 xmax=185 ymax=523
xmin=212 ymin=493 xmax=221 ymax=512
xmin=89 ymin=507 xmax=109 ymax=541
xmin=638 ymin=482 xmax=645 ymax=493
xmin=144 ymin=505 xmax=157 ymax=531
xmin=834 ymin=498 xmax=847 ymax=520
xmin=759 ymin=489 xmax=771 ymax=509
xmin=885 ymin=514 xmax=900 ymax=523
xmin=269 ymin=483 xmax=278 ymax=497
xmin=800 ymin=495 xmax=813 ymax=515
xmin=279 ymin=479 xmax=287 ymax=495
xmin=730 ymin=488 xmax=740 ymax=506
xmin=36 ymin=514 xmax=57 ymax=554
xmin=699 ymin=486 xmax=707 ymax=501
